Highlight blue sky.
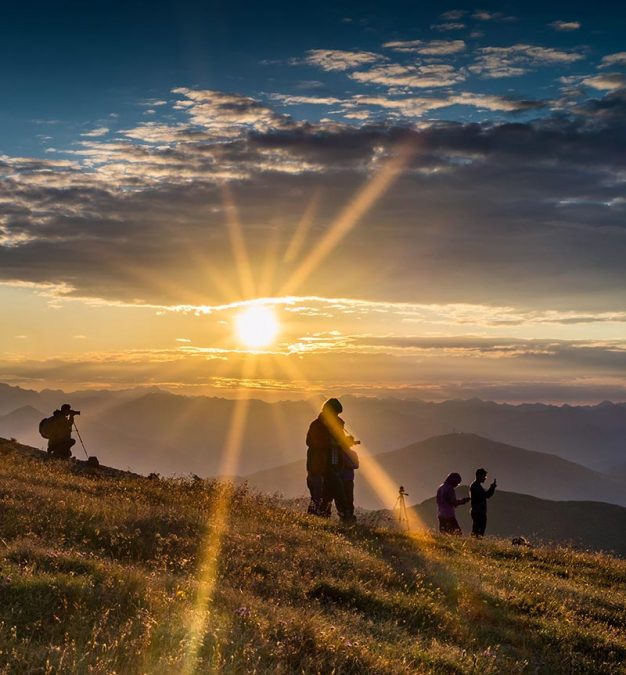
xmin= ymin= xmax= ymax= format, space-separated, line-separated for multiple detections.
xmin=2 ymin=0 xmax=623 ymax=155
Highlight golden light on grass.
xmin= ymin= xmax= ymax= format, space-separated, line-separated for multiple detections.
xmin=235 ymin=304 xmax=279 ymax=349
xmin=182 ymin=356 xmax=256 ymax=674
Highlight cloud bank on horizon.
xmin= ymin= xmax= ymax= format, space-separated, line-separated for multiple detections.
xmin=0 ymin=1 xmax=624 ymax=401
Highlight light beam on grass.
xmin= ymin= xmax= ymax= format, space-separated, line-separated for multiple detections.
xmin=280 ymin=142 xmax=416 ymax=296
xmin=182 ymin=355 xmax=256 ymax=674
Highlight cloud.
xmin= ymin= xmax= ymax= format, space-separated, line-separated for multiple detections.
xmin=583 ymin=73 xmax=626 ymax=91
xmin=472 ymin=10 xmax=516 ymax=22
xmin=549 ymin=20 xmax=581 ymax=32
xmin=301 ymin=49 xmax=383 ymax=72
xmin=81 ymin=127 xmax=110 ymax=138
xmin=270 ymin=94 xmax=344 ymax=106
xmin=470 ymin=44 xmax=585 ymax=78
xmin=600 ymin=52 xmax=626 ymax=68
xmin=431 ymin=22 xmax=466 ymax=32
xmin=1 ymin=335 xmax=624 ymax=402
xmin=0 ymin=87 xmax=624 ymax=314
xmin=342 ymin=92 xmax=547 ymax=117
xmin=171 ymin=88 xmax=290 ymax=135
xmin=350 ymin=63 xmax=466 ymax=88
xmin=440 ymin=10 xmax=466 ymax=20
xmin=382 ymin=39 xmax=466 ymax=55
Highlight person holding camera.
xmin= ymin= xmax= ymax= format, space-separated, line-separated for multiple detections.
xmin=47 ymin=403 xmax=80 ymax=459
xmin=469 ymin=468 xmax=497 ymax=538
xmin=436 ymin=472 xmax=470 ymax=534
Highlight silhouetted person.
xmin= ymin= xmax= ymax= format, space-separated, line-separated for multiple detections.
xmin=470 ymin=468 xmax=496 ymax=537
xmin=339 ymin=440 xmax=360 ymax=523
xmin=305 ymin=398 xmax=358 ymax=522
xmin=436 ymin=472 xmax=469 ymax=534
xmin=47 ymin=403 xmax=79 ymax=459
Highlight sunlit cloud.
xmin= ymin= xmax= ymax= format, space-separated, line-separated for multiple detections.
xmin=583 ymin=73 xmax=626 ymax=91
xmin=470 ymin=44 xmax=585 ymax=78
xmin=350 ymin=63 xmax=466 ymax=88
xmin=300 ymin=49 xmax=383 ymax=71
xmin=80 ymin=127 xmax=110 ymax=137
xmin=600 ymin=52 xmax=626 ymax=68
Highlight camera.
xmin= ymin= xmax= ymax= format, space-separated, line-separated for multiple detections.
xmin=69 ymin=410 xmax=80 ymax=416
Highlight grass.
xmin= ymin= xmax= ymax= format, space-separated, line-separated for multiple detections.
xmin=1 ymin=438 xmax=625 ymax=674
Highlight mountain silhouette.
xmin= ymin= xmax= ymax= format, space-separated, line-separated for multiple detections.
xmin=1 ymin=383 xmax=625 ymax=477
xmin=245 ymin=433 xmax=626 ymax=509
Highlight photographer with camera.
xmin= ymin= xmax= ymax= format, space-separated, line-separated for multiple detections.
xmin=45 ymin=403 xmax=80 ymax=459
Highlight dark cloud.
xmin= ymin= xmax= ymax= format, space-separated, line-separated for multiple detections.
xmin=0 ymin=88 xmax=625 ymax=310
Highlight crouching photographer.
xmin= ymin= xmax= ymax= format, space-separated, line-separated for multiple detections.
xmin=40 ymin=403 xmax=80 ymax=459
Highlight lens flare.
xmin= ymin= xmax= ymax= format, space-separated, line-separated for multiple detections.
xmin=235 ymin=304 xmax=279 ymax=348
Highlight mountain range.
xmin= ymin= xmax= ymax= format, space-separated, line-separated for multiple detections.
xmin=1 ymin=383 xmax=624 ymax=478
xmin=246 ymin=433 xmax=626 ymax=509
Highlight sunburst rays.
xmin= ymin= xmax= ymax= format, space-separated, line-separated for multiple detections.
xmin=181 ymin=139 xmax=423 ymax=667
xmin=280 ymin=141 xmax=416 ymax=296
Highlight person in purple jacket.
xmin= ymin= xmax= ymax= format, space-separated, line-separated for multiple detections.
xmin=436 ymin=472 xmax=470 ymax=534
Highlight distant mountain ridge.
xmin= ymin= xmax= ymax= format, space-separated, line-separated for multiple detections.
xmin=0 ymin=383 xmax=625 ymax=477
xmin=245 ymin=433 xmax=626 ymax=509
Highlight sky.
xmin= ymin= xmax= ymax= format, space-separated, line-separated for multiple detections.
xmin=1 ymin=0 xmax=625 ymax=402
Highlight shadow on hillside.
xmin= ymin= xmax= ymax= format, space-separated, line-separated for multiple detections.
xmin=324 ymin=525 xmax=626 ymax=671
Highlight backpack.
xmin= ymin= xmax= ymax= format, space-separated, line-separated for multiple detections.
xmin=39 ymin=416 xmax=56 ymax=439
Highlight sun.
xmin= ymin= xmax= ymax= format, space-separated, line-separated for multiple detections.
xmin=235 ymin=305 xmax=279 ymax=349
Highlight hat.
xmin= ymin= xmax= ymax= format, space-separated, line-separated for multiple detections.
xmin=322 ymin=398 xmax=343 ymax=414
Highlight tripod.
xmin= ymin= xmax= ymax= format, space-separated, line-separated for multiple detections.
xmin=394 ymin=485 xmax=410 ymax=531
xmin=73 ymin=421 xmax=90 ymax=460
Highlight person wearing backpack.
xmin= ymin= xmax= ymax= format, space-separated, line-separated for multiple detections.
xmin=41 ymin=404 xmax=79 ymax=459
xmin=305 ymin=398 xmax=359 ymax=520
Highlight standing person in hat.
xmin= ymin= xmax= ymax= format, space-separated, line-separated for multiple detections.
xmin=436 ymin=472 xmax=469 ymax=534
xmin=469 ymin=468 xmax=497 ymax=538
xmin=305 ymin=398 xmax=359 ymax=522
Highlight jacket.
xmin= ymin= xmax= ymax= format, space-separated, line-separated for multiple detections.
xmin=436 ymin=473 xmax=466 ymax=519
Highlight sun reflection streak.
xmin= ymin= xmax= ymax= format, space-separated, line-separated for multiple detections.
xmin=222 ymin=183 xmax=256 ymax=299
xmin=182 ymin=355 xmax=256 ymax=674
xmin=280 ymin=142 xmax=416 ymax=296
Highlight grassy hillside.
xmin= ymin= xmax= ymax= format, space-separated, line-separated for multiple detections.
xmin=1 ymin=439 xmax=626 ymax=674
